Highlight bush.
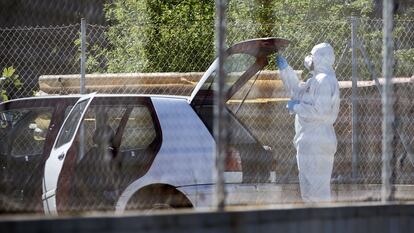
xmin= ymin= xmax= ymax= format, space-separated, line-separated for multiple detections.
xmin=1 ymin=66 xmax=22 ymax=101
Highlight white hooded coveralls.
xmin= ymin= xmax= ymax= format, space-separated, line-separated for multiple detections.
xmin=279 ymin=43 xmax=340 ymax=202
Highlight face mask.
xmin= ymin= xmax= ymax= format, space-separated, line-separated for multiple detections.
xmin=304 ymin=55 xmax=313 ymax=71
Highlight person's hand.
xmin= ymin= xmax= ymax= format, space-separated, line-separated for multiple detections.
xmin=275 ymin=55 xmax=289 ymax=70
xmin=286 ymin=99 xmax=300 ymax=113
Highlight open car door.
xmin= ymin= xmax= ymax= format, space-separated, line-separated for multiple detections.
xmin=42 ymin=93 xmax=95 ymax=215
xmin=189 ymin=38 xmax=289 ymax=186
xmin=189 ymin=37 xmax=289 ymax=105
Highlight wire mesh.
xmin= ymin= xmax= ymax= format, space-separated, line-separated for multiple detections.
xmin=0 ymin=17 xmax=414 ymax=214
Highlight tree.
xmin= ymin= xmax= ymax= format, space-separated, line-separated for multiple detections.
xmin=226 ymin=0 xmax=375 ymax=74
xmin=97 ymin=0 xmax=413 ymax=79
xmin=102 ymin=0 xmax=215 ymax=73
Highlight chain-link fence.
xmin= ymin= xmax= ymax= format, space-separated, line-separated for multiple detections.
xmin=1 ymin=17 xmax=414 ymax=214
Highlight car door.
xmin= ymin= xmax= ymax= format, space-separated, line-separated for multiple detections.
xmin=0 ymin=100 xmax=57 ymax=213
xmin=42 ymin=93 xmax=95 ymax=215
xmin=68 ymin=97 xmax=162 ymax=212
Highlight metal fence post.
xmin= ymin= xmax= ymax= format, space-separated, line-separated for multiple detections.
xmin=351 ymin=16 xmax=359 ymax=181
xmin=80 ymin=18 xmax=86 ymax=94
xmin=79 ymin=18 xmax=87 ymax=161
xmin=382 ymin=0 xmax=395 ymax=202
xmin=214 ymin=0 xmax=228 ymax=211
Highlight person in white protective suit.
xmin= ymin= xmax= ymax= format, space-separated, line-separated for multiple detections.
xmin=275 ymin=42 xmax=340 ymax=202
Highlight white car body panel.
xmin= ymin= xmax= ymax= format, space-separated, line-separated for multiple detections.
xmin=178 ymin=182 xmax=283 ymax=208
xmin=115 ymin=97 xmax=215 ymax=212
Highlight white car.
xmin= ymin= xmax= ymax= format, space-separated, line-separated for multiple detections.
xmin=0 ymin=38 xmax=289 ymax=214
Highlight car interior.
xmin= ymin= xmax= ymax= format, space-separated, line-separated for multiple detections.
xmin=66 ymin=100 xmax=161 ymax=211
xmin=0 ymin=107 xmax=53 ymax=212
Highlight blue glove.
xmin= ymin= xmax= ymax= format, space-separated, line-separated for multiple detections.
xmin=276 ymin=55 xmax=289 ymax=70
xmin=286 ymin=99 xmax=300 ymax=113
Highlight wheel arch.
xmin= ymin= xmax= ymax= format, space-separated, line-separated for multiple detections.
xmin=124 ymin=183 xmax=194 ymax=210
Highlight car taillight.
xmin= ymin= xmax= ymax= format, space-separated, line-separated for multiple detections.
xmin=225 ymin=147 xmax=242 ymax=171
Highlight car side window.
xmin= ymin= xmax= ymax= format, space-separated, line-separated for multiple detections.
xmin=0 ymin=108 xmax=53 ymax=157
xmin=120 ymin=106 xmax=156 ymax=151
xmin=65 ymin=105 xmax=127 ymax=155
xmin=65 ymin=103 xmax=157 ymax=158
xmin=55 ymin=99 xmax=89 ymax=149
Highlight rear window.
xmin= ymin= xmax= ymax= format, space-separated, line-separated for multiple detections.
xmin=193 ymin=54 xmax=256 ymax=106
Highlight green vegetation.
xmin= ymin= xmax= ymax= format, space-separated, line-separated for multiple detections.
xmin=92 ymin=0 xmax=413 ymax=79
xmin=100 ymin=0 xmax=215 ymax=73
xmin=1 ymin=67 xmax=22 ymax=101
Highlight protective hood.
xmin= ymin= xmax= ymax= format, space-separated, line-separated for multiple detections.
xmin=310 ymin=43 xmax=335 ymax=74
xmin=303 ymin=55 xmax=313 ymax=71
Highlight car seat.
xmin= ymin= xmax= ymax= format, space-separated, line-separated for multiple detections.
xmin=74 ymin=125 xmax=118 ymax=211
